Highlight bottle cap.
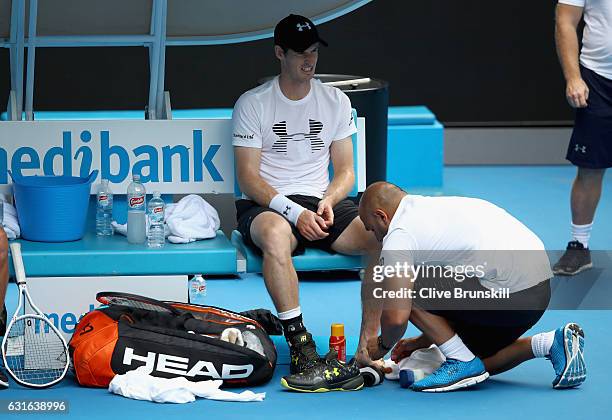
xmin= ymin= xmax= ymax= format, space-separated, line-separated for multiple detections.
xmin=153 ymin=191 xmax=161 ymax=198
xmin=101 ymin=178 xmax=109 ymax=186
xmin=133 ymin=174 xmax=140 ymax=181
xmin=331 ymin=323 xmax=344 ymax=336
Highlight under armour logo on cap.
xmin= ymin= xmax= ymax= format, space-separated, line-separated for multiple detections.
xmin=274 ymin=14 xmax=328 ymax=53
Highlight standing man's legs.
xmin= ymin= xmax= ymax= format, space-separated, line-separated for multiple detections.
xmin=554 ymin=65 xmax=612 ymax=275
xmin=554 ymin=167 xmax=606 ymax=275
xmin=571 ymin=167 xmax=606 ymax=226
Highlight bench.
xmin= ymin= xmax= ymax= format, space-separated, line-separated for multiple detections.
xmin=10 ymin=196 xmax=238 ymax=276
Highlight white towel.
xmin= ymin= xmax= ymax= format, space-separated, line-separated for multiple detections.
xmin=108 ymin=366 xmax=265 ymax=404
xmin=384 ymin=345 xmax=446 ymax=381
xmin=165 ymin=195 xmax=220 ymax=243
xmin=0 ymin=194 xmax=20 ymax=239
xmin=112 ymin=195 xmax=220 ymax=244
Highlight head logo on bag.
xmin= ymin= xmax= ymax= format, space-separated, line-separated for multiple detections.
xmin=121 ymin=346 xmax=253 ymax=379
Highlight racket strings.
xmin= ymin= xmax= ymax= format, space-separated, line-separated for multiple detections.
xmin=104 ymin=296 xmax=174 ymax=313
xmin=3 ymin=317 xmax=68 ymax=386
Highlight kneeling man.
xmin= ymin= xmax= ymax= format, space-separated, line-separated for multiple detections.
xmin=356 ymin=182 xmax=586 ymax=392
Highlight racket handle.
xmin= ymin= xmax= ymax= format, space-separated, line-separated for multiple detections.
xmin=9 ymin=242 xmax=26 ymax=284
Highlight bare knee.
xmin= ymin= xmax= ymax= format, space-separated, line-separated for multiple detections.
xmin=332 ymin=216 xmax=380 ymax=255
xmin=251 ymin=215 xmax=294 ymax=260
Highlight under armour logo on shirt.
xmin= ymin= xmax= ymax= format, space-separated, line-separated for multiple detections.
xmin=272 ymin=120 xmax=325 ymax=154
xmin=575 ymin=144 xmax=587 ymax=154
xmin=296 ymin=22 xmax=311 ymax=31
xmin=283 ymin=206 xmax=291 ymax=216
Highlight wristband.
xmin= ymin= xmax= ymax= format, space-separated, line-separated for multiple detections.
xmin=269 ymin=194 xmax=306 ymax=225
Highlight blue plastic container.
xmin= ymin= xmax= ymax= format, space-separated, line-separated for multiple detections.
xmin=10 ymin=171 xmax=96 ymax=242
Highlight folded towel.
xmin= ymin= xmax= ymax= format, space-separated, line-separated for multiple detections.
xmin=165 ymin=195 xmax=220 ymax=243
xmin=112 ymin=195 xmax=220 ymax=244
xmin=0 ymin=194 xmax=20 ymax=239
xmin=108 ymin=366 xmax=265 ymax=404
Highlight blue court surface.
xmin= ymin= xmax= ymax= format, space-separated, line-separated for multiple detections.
xmin=2 ymin=166 xmax=611 ymax=419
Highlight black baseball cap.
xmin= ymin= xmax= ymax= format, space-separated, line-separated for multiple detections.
xmin=274 ymin=14 xmax=328 ymax=53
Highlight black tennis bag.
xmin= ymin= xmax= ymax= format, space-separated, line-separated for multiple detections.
xmin=70 ymin=300 xmax=281 ymax=388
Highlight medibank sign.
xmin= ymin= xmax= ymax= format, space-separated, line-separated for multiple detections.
xmin=0 ymin=120 xmax=235 ymax=194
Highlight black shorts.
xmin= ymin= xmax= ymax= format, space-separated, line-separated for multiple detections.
xmin=414 ymin=277 xmax=551 ymax=359
xmin=235 ymin=195 xmax=359 ymax=256
xmin=567 ymin=65 xmax=612 ymax=169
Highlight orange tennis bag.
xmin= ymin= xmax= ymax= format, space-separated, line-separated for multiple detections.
xmin=69 ymin=302 xmax=280 ymax=388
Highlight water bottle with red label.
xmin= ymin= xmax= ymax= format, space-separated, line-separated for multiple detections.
xmin=127 ymin=174 xmax=146 ymax=244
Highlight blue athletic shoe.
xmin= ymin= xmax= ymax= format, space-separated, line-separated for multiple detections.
xmin=411 ymin=357 xmax=489 ymax=392
xmin=549 ymin=323 xmax=586 ymax=389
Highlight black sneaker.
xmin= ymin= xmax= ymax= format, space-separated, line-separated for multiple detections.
xmin=288 ymin=332 xmax=321 ymax=374
xmin=0 ymin=368 xmax=8 ymax=390
xmin=281 ymin=350 xmax=364 ymax=392
xmin=552 ymin=241 xmax=592 ymax=276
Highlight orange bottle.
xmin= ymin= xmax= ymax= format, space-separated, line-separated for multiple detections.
xmin=329 ymin=323 xmax=346 ymax=362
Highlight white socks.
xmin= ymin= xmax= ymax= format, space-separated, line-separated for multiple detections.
xmin=531 ymin=331 xmax=555 ymax=358
xmin=571 ymin=222 xmax=593 ymax=248
xmin=438 ymin=334 xmax=475 ymax=362
xmin=278 ymin=306 xmax=302 ymax=320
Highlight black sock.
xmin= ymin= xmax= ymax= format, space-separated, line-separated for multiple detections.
xmin=280 ymin=314 xmax=306 ymax=341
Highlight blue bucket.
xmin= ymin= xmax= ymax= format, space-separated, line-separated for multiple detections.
xmin=9 ymin=171 xmax=96 ymax=242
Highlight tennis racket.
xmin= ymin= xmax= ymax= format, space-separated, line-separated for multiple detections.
xmin=96 ymin=291 xmax=180 ymax=315
xmin=1 ymin=243 xmax=70 ymax=388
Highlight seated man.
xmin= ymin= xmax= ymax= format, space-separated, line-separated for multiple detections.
xmin=232 ymin=14 xmax=378 ymax=378
xmin=356 ymin=182 xmax=586 ymax=392
xmin=0 ymin=226 xmax=8 ymax=389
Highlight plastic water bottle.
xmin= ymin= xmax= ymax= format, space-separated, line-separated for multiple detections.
xmin=147 ymin=191 xmax=165 ymax=248
xmin=127 ymin=174 xmax=146 ymax=244
xmin=189 ymin=274 xmax=207 ymax=304
xmin=96 ymin=179 xmax=114 ymax=236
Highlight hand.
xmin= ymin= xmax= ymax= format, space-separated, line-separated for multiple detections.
xmin=391 ymin=337 xmax=424 ymax=363
xmin=355 ymin=347 xmax=390 ymax=373
xmin=296 ymin=210 xmax=329 ymax=241
xmin=566 ymin=78 xmax=589 ymax=108
xmin=317 ymin=198 xmax=335 ymax=228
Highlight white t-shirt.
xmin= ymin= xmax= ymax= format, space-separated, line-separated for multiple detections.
xmin=232 ymin=76 xmax=357 ymax=199
xmin=559 ymin=0 xmax=612 ymax=80
xmin=382 ymin=195 xmax=553 ymax=293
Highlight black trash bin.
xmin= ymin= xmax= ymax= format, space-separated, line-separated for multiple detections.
xmin=315 ymin=75 xmax=389 ymax=186
xmin=258 ymin=75 xmax=389 ymax=186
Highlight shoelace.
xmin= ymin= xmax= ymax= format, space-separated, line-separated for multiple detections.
xmin=558 ymin=241 xmax=587 ymax=264
xmin=297 ymin=341 xmax=322 ymax=369
xmin=429 ymin=359 xmax=461 ymax=377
